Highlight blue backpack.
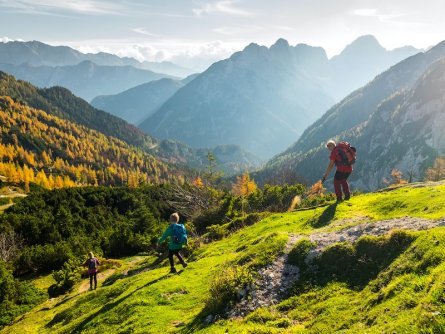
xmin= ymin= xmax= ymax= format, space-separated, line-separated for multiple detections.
xmin=172 ymin=224 xmax=187 ymax=245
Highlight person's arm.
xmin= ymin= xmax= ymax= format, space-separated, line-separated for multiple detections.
xmin=322 ymin=160 xmax=335 ymax=182
xmin=158 ymin=226 xmax=171 ymax=244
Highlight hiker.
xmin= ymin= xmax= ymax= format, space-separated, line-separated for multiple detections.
xmin=322 ymin=140 xmax=355 ymax=202
xmin=83 ymin=251 xmax=100 ymax=290
xmin=157 ymin=212 xmax=188 ymax=273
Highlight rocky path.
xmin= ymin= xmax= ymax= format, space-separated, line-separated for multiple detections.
xmin=228 ymin=217 xmax=445 ymax=318
xmin=227 ymin=234 xmax=300 ymax=318
xmin=309 ymin=217 xmax=445 ymax=258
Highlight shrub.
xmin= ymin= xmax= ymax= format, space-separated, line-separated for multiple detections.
xmin=296 ymin=230 xmax=416 ymax=291
xmin=205 ymin=224 xmax=229 ymax=241
xmin=288 ymin=238 xmax=315 ymax=269
xmin=205 ymin=265 xmax=254 ymax=314
xmin=0 ymin=261 xmax=45 ymax=328
xmin=49 ymin=258 xmax=83 ymax=296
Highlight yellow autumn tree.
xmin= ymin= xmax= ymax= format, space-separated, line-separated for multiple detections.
xmin=192 ymin=176 xmax=204 ymax=188
xmin=232 ymin=172 xmax=257 ymax=216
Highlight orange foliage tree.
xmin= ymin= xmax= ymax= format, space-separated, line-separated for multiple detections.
xmin=232 ymin=172 xmax=257 ymax=215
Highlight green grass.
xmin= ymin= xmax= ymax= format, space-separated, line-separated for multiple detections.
xmin=2 ymin=183 xmax=445 ymax=333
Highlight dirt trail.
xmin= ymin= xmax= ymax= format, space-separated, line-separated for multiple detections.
xmin=228 ymin=217 xmax=445 ymax=318
xmin=78 ymin=270 xmax=116 ymax=293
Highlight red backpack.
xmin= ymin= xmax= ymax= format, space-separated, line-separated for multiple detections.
xmin=336 ymin=142 xmax=356 ymax=166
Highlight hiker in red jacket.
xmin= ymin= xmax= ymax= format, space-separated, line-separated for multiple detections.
xmin=83 ymin=251 xmax=100 ymax=290
xmin=322 ymin=140 xmax=354 ymax=202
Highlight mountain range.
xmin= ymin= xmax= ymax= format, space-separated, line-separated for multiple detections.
xmin=261 ymin=40 xmax=445 ymax=190
xmin=0 ymin=61 xmax=175 ymax=102
xmin=0 ymin=40 xmax=194 ymax=77
xmin=138 ymin=36 xmax=419 ymax=159
xmin=0 ymin=71 xmax=261 ymax=176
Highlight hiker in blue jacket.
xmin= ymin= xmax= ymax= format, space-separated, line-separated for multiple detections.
xmin=157 ymin=212 xmax=188 ymax=273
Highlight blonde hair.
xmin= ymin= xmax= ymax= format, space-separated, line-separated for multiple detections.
xmin=326 ymin=140 xmax=336 ymax=148
xmin=170 ymin=212 xmax=180 ymax=223
xmin=89 ymin=251 xmax=94 ymax=258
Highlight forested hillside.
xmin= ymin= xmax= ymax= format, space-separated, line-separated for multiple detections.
xmin=0 ymin=96 xmax=187 ymax=188
xmin=0 ymin=72 xmax=260 ymax=175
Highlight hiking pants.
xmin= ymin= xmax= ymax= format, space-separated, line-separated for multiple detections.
xmin=334 ymin=171 xmax=351 ymax=200
xmin=168 ymin=249 xmax=185 ymax=268
xmin=89 ymin=272 xmax=97 ymax=289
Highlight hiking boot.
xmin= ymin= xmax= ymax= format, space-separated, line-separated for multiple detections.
xmin=336 ymin=198 xmax=343 ymax=203
xmin=170 ymin=267 xmax=177 ymax=274
xmin=344 ymin=195 xmax=351 ymax=201
xmin=182 ymin=262 xmax=188 ymax=268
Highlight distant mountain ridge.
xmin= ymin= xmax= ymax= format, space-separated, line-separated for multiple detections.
xmin=139 ymin=36 xmax=419 ymax=159
xmin=0 ymin=40 xmax=194 ymax=77
xmin=91 ymin=78 xmax=186 ymax=125
xmin=260 ymin=40 xmax=445 ymax=190
xmin=0 ymin=61 xmax=175 ymax=102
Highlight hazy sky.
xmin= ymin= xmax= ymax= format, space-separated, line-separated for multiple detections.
xmin=1 ymin=0 xmax=444 ymax=70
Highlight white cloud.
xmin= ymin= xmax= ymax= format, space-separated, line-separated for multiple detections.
xmin=132 ymin=28 xmax=158 ymax=37
xmin=193 ymin=0 xmax=253 ymax=17
xmin=56 ymin=38 xmax=245 ymax=71
xmin=0 ymin=0 xmax=122 ymax=15
xmin=0 ymin=36 xmax=24 ymax=42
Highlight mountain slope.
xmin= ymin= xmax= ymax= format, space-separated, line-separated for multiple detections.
xmin=91 ymin=78 xmax=185 ymax=125
xmin=140 ymin=40 xmax=336 ymax=159
xmin=262 ymin=41 xmax=445 ymax=188
xmin=0 ymin=61 xmax=174 ymax=101
xmin=0 ymin=71 xmax=261 ymax=175
xmin=0 ymin=71 xmax=157 ymax=150
xmin=2 ymin=183 xmax=445 ymax=333
xmin=0 ymin=95 xmax=186 ymax=187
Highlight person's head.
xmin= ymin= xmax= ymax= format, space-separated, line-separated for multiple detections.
xmin=326 ymin=140 xmax=336 ymax=151
xmin=170 ymin=212 xmax=180 ymax=224
xmin=89 ymin=251 xmax=94 ymax=259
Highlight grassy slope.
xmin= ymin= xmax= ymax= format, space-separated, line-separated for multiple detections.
xmin=2 ymin=183 xmax=445 ymax=333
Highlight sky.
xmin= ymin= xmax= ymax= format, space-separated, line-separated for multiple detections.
xmin=1 ymin=0 xmax=445 ymax=71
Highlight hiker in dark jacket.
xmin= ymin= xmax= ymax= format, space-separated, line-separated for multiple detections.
xmin=83 ymin=251 xmax=100 ymax=290
xmin=322 ymin=140 xmax=353 ymax=202
xmin=157 ymin=213 xmax=188 ymax=273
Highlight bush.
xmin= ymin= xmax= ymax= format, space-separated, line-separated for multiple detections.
xmin=296 ymin=230 xmax=416 ymax=291
xmin=49 ymin=257 xmax=83 ymax=296
xmin=205 ymin=265 xmax=254 ymax=314
xmin=288 ymin=238 xmax=315 ymax=269
xmin=0 ymin=260 xmax=45 ymax=328
xmin=205 ymin=224 xmax=229 ymax=241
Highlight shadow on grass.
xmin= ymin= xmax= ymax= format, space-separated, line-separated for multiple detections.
xmin=179 ymin=307 xmax=211 ymax=334
xmin=311 ymin=203 xmax=338 ymax=228
xmin=46 ymin=273 xmax=171 ymax=331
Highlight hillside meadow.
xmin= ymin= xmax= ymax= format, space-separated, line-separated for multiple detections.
xmin=1 ymin=182 xmax=445 ymax=333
